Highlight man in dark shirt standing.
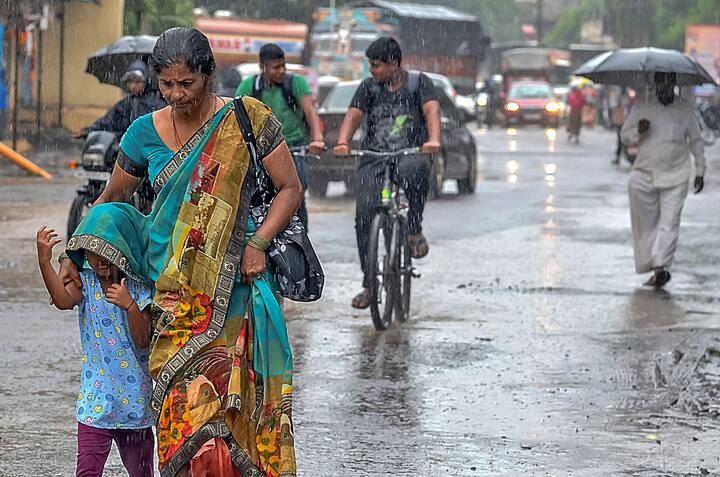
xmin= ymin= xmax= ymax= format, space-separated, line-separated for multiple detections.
xmin=333 ymin=37 xmax=441 ymax=309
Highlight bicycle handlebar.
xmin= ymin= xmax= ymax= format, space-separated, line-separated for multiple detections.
xmin=348 ymin=147 xmax=425 ymax=158
xmin=289 ymin=145 xmax=321 ymax=161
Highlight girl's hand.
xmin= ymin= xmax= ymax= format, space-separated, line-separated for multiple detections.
xmin=240 ymin=246 xmax=267 ymax=284
xmin=106 ymin=278 xmax=135 ymax=311
xmin=36 ymin=226 xmax=62 ymax=264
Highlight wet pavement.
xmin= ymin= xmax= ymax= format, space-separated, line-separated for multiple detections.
xmin=1 ymin=124 xmax=719 ymax=476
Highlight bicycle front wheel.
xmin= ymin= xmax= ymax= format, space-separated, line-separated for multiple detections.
xmin=396 ymin=219 xmax=412 ymax=322
xmin=367 ymin=212 xmax=400 ymax=330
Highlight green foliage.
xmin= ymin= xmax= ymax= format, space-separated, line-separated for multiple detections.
xmin=545 ymin=0 xmax=720 ymax=50
xmin=124 ymin=0 xmax=195 ymax=35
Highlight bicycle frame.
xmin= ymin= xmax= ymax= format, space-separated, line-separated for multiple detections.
xmin=350 ymin=147 xmax=424 ymax=217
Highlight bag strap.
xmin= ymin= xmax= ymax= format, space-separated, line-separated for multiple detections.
xmin=251 ymin=75 xmax=263 ymax=101
xmin=233 ymin=96 xmax=258 ymax=164
xmin=407 ymin=70 xmax=420 ymax=95
xmin=281 ymin=73 xmax=298 ymax=111
xmin=234 ymin=96 xmax=276 ymax=204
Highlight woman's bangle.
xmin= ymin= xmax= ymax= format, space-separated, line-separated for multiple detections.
xmin=248 ymin=234 xmax=271 ymax=252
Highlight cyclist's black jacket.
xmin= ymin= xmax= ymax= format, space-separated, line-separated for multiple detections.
xmin=82 ymin=89 xmax=166 ymax=138
xmin=350 ymin=71 xmax=437 ymax=152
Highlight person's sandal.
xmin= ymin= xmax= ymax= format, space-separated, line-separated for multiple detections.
xmin=351 ymin=289 xmax=371 ymax=309
xmin=407 ymin=234 xmax=429 ymax=259
xmin=654 ymin=270 xmax=671 ymax=288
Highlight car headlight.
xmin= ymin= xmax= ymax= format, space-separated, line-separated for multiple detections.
xmin=545 ymin=101 xmax=560 ymax=113
xmin=476 ymin=96 xmax=488 ymax=107
xmin=505 ymin=102 xmax=520 ymax=112
xmin=81 ymin=152 xmax=105 ymax=168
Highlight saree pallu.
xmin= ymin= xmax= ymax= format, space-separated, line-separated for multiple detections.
xmin=108 ymin=98 xmax=295 ymax=477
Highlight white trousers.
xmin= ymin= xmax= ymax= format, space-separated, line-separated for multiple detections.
xmin=628 ymin=170 xmax=688 ymax=274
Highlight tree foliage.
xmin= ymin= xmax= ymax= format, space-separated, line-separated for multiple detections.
xmin=545 ymin=0 xmax=720 ymax=50
xmin=124 ymin=0 xmax=195 ymax=35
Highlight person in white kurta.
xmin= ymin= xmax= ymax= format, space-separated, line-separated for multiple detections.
xmin=620 ymin=72 xmax=705 ymax=288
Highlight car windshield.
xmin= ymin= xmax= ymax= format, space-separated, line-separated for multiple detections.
xmin=510 ymin=84 xmax=552 ymax=99
xmin=323 ymin=83 xmax=359 ymax=110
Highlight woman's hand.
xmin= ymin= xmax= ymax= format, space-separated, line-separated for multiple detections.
xmin=106 ymin=278 xmax=135 ymax=310
xmin=240 ymin=246 xmax=267 ymax=284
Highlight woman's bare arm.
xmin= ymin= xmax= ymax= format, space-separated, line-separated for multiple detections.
xmin=95 ymin=164 xmax=143 ymax=205
xmin=256 ymin=142 xmax=304 ymax=241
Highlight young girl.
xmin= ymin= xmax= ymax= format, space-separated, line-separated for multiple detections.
xmin=36 ymin=223 xmax=155 ymax=477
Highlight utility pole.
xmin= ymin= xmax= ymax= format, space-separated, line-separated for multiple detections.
xmin=535 ymin=0 xmax=543 ymax=44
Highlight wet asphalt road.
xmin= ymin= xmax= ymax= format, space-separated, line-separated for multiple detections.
xmin=1 ymin=124 xmax=719 ymax=476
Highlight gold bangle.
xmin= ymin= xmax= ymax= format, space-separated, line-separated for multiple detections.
xmin=248 ymin=234 xmax=271 ymax=252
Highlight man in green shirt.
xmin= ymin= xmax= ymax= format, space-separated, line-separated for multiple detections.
xmin=235 ymin=44 xmax=325 ymax=229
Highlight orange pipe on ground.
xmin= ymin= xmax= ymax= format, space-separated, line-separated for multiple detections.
xmin=0 ymin=142 xmax=53 ymax=180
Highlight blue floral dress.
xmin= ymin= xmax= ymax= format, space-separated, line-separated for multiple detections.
xmin=75 ymin=269 xmax=154 ymax=429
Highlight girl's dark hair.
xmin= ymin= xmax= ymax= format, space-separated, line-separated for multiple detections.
xmin=150 ymin=27 xmax=216 ymax=77
xmin=365 ymin=37 xmax=402 ymax=66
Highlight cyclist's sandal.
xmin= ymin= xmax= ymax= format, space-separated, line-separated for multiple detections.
xmin=407 ymin=234 xmax=429 ymax=259
xmin=351 ymin=289 xmax=371 ymax=309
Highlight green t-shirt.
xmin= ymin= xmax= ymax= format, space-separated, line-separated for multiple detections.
xmin=235 ymin=74 xmax=311 ymax=146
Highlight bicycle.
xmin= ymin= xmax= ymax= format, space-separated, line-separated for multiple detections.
xmin=350 ymin=147 xmax=428 ymax=330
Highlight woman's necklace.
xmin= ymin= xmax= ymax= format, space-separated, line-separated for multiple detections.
xmin=171 ymin=95 xmax=219 ymax=149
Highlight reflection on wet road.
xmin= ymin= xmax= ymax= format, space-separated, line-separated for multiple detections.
xmin=1 ymin=124 xmax=719 ymax=475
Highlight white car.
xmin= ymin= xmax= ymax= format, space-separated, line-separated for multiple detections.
xmin=424 ymin=72 xmax=476 ymax=119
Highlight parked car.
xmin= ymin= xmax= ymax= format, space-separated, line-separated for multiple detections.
xmin=425 ymin=72 xmax=477 ymax=119
xmin=309 ymin=77 xmax=478 ymax=198
xmin=503 ymin=80 xmax=561 ymax=127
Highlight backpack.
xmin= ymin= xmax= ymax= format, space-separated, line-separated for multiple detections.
xmin=251 ymin=73 xmax=309 ymax=132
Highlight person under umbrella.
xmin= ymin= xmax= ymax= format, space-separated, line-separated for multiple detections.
xmin=620 ymin=72 xmax=705 ymax=288
xmin=75 ymin=60 xmax=165 ymax=139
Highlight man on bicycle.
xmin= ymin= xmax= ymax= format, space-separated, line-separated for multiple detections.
xmin=333 ymin=37 xmax=441 ymax=310
xmin=235 ymin=43 xmax=325 ymax=229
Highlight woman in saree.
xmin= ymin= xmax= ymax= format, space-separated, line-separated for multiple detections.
xmin=61 ymin=27 xmax=302 ymax=477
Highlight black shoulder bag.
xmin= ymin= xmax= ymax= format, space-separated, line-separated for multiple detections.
xmin=233 ymin=97 xmax=325 ymax=302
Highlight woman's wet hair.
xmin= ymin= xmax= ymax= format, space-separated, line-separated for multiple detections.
xmin=366 ymin=37 xmax=402 ymax=66
xmin=259 ymin=43 xmax=285 ymax=65
xmin=150 ymin=27 xmax=216 ymax=77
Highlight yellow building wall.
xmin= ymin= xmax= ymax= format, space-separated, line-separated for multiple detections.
xmin=38 ymin=0 xmax=125 ymax=131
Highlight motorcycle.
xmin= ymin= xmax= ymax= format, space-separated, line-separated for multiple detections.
xmin=67 ymin=131 xmax=154 ymax=238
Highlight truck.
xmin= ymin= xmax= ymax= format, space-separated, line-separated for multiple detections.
xmin=195 ymin=15 xmax=308 ymax=66
xmin=685 ymin=24 xmax=720 ymax=98
xmin=499 ymin=47 xmax=572 ymax=94
xmin=310 ymin=0 xmax=489 ymax=93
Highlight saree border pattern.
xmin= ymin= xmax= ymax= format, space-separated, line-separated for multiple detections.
xmin=66 ymin=233 xmax=143 ymax=282
xmin=149 ymin=107 xmax=257 ymax=422
xmin=152 ymin=121 xmax=213 ymax=194
xmin=160 ymin=421 xmax=264 ymax=477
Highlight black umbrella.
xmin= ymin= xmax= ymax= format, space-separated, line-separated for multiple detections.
xmin=85 ymin=35 xmax=158 ymax=87
xmin=574 ymin=47 xmax=715 ymax=86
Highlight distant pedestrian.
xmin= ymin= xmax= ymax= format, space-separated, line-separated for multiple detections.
xmin=566 ymin=86 xmax=585 ymax=143
xmin=620 ymin=72 xmax=705 ymax=288
xmin=36 ymin=208 xmax=155 ymax=477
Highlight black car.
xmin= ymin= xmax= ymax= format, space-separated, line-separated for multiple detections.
xmin=308 ymin=76 xmax=478 ymax=198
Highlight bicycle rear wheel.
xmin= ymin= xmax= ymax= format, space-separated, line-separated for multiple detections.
xmin=396 ymin=220 xmax=412 ymax=322
xmin=367 ymin=212 xmax=399 ymax=330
